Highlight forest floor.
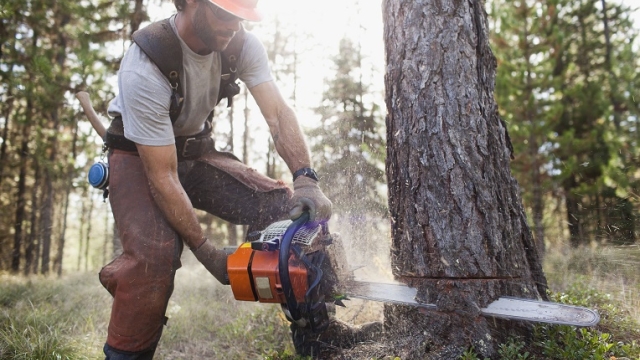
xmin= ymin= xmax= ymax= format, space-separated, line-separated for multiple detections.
xmin=0 ymin=245 xmax=639 ymax=359
xmin=0 ymin=250 xmax=386 ymax=360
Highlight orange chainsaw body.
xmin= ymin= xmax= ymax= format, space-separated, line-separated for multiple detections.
xmin=227 ymin=243 xmax=309 ymax=304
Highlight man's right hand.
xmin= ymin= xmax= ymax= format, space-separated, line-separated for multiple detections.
xmin=289 ymin=176 xmax=332 ymax=223
xmin=191 ymin=239 xmax=229 ymax=285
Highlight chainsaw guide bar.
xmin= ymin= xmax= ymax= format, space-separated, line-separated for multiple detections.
xmin=345 ymin=281 xmax=600 ymax=327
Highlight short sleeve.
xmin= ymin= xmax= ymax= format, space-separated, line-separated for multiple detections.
xmin=109 ymin=44 xmax=176 ymax=146
xmin=237 ymin=32 xmax=273 ymax=89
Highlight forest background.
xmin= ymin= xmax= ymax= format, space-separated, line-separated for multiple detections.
xmin=1 ymin=0 xmax=640 ymax=358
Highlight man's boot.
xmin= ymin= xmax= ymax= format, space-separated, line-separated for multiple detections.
xmin=103 ymin=343 xmax=156 ymax=360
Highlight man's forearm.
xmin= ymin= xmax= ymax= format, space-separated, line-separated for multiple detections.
xmin=249 ymin=81 xmax=332 ymax=222
xmin=270 ymin=105 xmax=311 ymax=174
xmin=250 ymin=81 xmax=312 ymax=174
xmin=137 ymin=144 xmax=205 ymax=249
xmin=147 ymin=174 xmax=205 ymax=249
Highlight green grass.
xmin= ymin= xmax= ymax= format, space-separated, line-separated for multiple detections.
xmin=0 ymin=257 xmax=297 ymax=360
xmin=544 ymin=244 xmax=640 ymax=326
xmin=0 ymin=272 xmax=108 ymax=360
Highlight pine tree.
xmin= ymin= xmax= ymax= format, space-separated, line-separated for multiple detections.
xmin=309 ymin=37 xmax=387 ymax=253
xmin=491 ymin=0 xmax=557 ymax=254
xmin=491 ymin=0 xmax=640 ymax=246
xmin=0 ymin=0 xmax=141 ymax=272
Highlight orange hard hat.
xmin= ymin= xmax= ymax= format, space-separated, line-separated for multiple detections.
xmin=209 ymin=0 xmax=263 ymax=22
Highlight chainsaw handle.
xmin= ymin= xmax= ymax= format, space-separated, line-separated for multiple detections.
xmin=279 ymin=211 xmax=310 ymax=322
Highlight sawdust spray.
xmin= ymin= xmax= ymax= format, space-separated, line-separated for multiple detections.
xmin=327 ymin=210 xmax=394 ymax=325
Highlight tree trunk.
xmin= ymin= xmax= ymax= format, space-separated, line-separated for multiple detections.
xmin=39 ymin=166 xmax=54 ymax=274
xmin=0 ymin=75 xmax=14 ymax=185
xmin=129 ymin=0 xmax=145 ymax=36
xmin=78 ymin=189 xmax=87 ymax=271
xmin=39 ymin=96 xmax=59 ymax=275
xmin=382 ymin=1 xmax=548 ymax=358
xmin=11 ymin=122 xmax=30 ymax=272
xmin=242 ymin=86 xmax=250 ymax=165
xmin=241 ymin=87 xmax=251 ymax=241
xmin=41 ymin=4 xmax=71 ymax=275
xmin=40 ymin=111 xmax=59 ymax=275
xmin=24 ymin=157 xmax=41 ymax=275
xmin=84 ymin=195 xmax=94 ymax=271
xmin=103 ymin=205 xmax=110 ymax=265
xmin=55 ymin=119 xmax=79 ymax=276
xmin=564 ymin=177 xmax=583 ymax=247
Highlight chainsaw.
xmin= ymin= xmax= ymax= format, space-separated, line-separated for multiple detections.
xmin=224 ymin=213 xmax=601 ymax=334
xmin=225 ymin=212 xmax=348 ymax=332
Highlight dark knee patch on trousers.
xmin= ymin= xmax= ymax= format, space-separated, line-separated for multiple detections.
xmin=183 ymin=161 xmax=291 ymax=228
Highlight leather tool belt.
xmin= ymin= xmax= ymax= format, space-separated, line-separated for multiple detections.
xmin=106 ymin=116 xmax=214 ymax=161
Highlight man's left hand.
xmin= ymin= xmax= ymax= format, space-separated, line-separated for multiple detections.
xmin=289 ymin=176 xmax=332 ymax=223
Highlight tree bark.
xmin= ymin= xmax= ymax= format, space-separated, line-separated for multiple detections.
xmin=55 ymin=119 xmax=79 ymax=276
xmin=24 ymin=157 xmax=41 ymax=275
xmin=84 ymin=195 xmax=94 ymax=271
xmin=78 ymin=189 xmax=87 ymax=271
xmin=39 ymin=165 xmax=54 ymax=274
xmin=40 ymin=111 xmax=59 ymax=275
xmin=564 ymin=177 xmax=583 ymax=247
xmin=382 ymin=1 xmax=548 ymax=358
xmin=11 ymin=122 xmax=30 ymax=272
xmin=242 ymin=86 xmax=250 ymax=165
xmin=0 ymin=75 xmax=15 ymax=186
xmin=129 ymin=0 xmax=146 ymax=36
xmin=103 ymin=205 xmax=110 ymax=265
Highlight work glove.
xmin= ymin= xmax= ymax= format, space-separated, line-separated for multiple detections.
xmin=192 ymin=239 xmax=229 ymax=285
xmin=289 ymin=176 xmax=332 ymax=223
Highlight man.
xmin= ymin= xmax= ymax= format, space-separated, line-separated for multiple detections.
xmin=99 ymin=0 xmax=332 ymax=358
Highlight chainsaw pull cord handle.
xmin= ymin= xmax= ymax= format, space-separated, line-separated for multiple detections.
xmin=279 ymin=211 xmax=310 ymax=321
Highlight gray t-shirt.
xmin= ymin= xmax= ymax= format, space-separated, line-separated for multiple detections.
xmin=107 ymin=15 xmax=272 ymax=146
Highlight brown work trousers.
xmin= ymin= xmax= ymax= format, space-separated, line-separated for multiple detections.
xmin=99 ymin=148 xmax=292 ymax=353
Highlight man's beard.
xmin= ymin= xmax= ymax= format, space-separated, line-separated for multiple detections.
xmin=193 ymin=4 xmax=235 ymax=53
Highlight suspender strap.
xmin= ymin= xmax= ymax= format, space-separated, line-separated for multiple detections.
xmin=218 ymin=26 xmax=246 ymax=107
xmin=132 ymin=19 xmax=184 ymax=124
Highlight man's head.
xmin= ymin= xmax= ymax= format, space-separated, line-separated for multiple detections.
xmin=174 ymin=0 xmax=261 ymax=53
xmin=174 ymin=0 xmax=262 ymax=21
